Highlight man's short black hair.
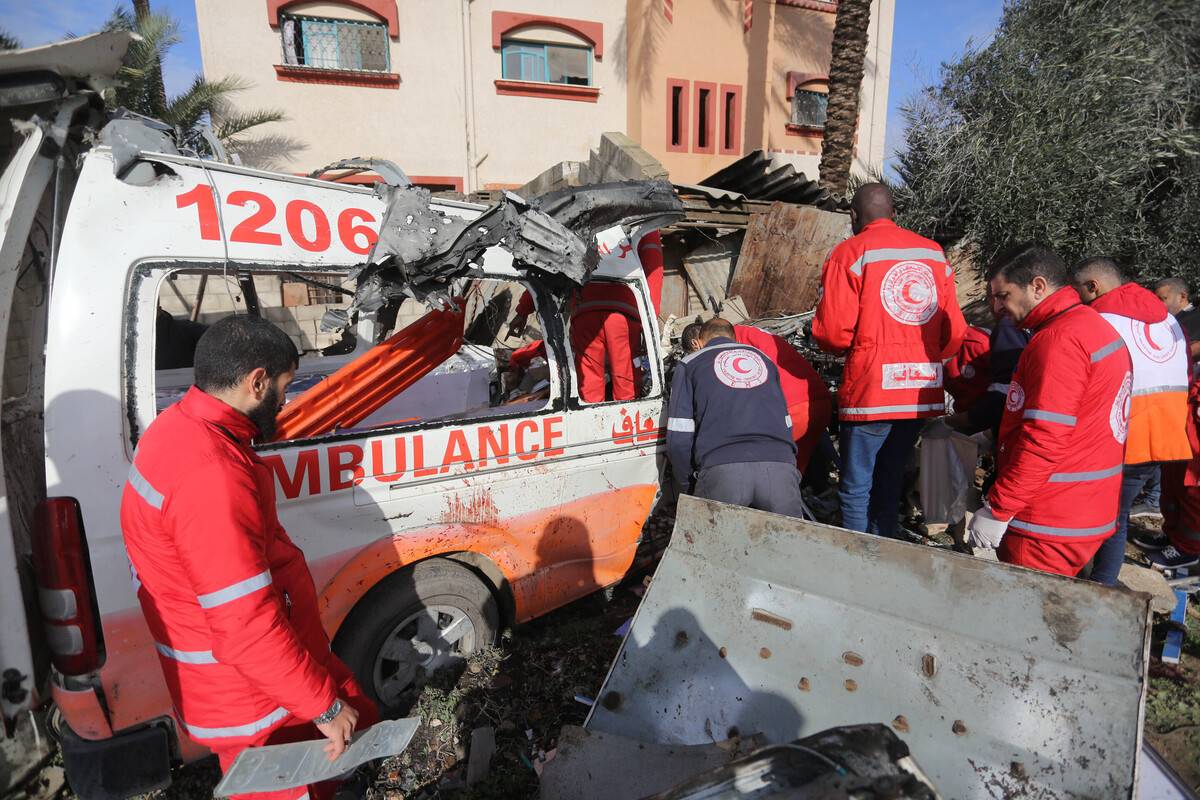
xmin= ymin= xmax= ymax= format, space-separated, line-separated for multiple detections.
xmin=1155 ymin=277 xmax=1189 ymax=297
xmin=680 ymin=321 xmax=703 ymax=347
xmin=193 ymin=314 xmax=299 ymax=392
xmin=700 ymin=317 xmax=736 ymax=340
xmin=1070 ymin=256 xmax=1124 ymax=285
xmin=984 ymin=242 xmax=1067 ymax=289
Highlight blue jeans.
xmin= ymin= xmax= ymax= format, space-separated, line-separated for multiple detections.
xmin=1138 ymin=465 xmax=1161 ymax=508
xmin=838 ymin=419 xmax=923 ymax=538
xmin=1090 ymin=462 xmax=1158 ymax=585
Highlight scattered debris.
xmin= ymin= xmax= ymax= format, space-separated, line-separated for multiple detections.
xmin=466 ymin=726 xmax=496 ymax=786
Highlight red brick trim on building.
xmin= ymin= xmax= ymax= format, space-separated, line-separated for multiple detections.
xmin=775 ymin=0 xmax=839 ymax=12
xmin=664 ymin=0 xmax=674 ymax=23
xmin=266 ymin=0 xmax=399 ymax=37
xmin=274 ymin=64 xmax=399 ymax=88
xmin=743 ymin=0 xmax=754 ymax=32
xmin=692 ymin=81 xmax=718 ymax=155
xmin=718 ymin=83 xmax=743 ymax=156
xmin=493 ymin=79 xmax=599 ymax=102
xmin=665 ymin=78 xmax=690 ymax=153
xmin=491 ymin=12 xmax=604 ymax=59
xmin=787 ymin=71 xmax=828 ymax=98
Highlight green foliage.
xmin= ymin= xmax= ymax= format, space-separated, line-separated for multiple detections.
xmin=100 ymin=4 xmax=285 ymax=157
xmin=893 ymin=0 xmax=1200 ymax=283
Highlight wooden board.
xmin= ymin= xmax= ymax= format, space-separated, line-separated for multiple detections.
xmin=728 ymin=202 xmax=849 ymax=317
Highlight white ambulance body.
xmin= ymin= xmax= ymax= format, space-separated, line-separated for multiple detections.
xmin=0 ymin=34 xmax=665 ymax=798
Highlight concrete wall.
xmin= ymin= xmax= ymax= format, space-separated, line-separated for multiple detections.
xmin=195 ymin=0 xmax=628 ymax=189
xmin=159 ymin=272 xmax=352 ymax=351
xmin=464 ymin=0 xmax=629 ymax=189
xmin=625 ymin=0 xmax=894 ymax=184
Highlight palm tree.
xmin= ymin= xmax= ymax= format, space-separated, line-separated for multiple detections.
xmin=100 ymin=4 xmax=287 ymax=160
xmin=818 ymin=0 xmax=873 ymax=200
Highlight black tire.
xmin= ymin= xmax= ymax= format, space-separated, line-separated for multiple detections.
xmin=333 ymin=559 xmax=499 ymax=714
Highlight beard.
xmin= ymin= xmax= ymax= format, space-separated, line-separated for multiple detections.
xmin=248 ymin=383 xmax=282 ymax=442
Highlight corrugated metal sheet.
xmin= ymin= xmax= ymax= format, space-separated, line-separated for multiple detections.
xmin=698 ymin=151 xmax=840 ymax=209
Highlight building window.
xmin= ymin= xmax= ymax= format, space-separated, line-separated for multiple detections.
xmin=666 ymin=78 xmax=689 ymax=153
xmin=280 ymin=13 xmax=390 ymax=72
xmin=719 ymin=83 xmax=742 ymax=155
xmin=791 ymin=89 xmax=828 ymax=129
xmin=500 ymin=39 xmax=592 ymax=85
xmin=693 ymin=81 xmax=717 ymax=154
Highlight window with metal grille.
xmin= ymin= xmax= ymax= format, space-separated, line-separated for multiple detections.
xmin=280 ymin=13 xmax=389 ymax=72
xmin=791 ymin=89 xmax=828 ymax=129
xmin=500 ymin=39 xmax=592 ymax=86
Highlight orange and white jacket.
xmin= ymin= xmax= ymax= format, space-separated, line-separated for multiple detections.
xmin=1091 ymin=283 xmax=1190 ymax=465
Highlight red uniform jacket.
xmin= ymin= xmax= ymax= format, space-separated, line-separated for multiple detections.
xmin=121 ymin=387 xmax=338 ymax=747
xmin=988 ymin=287 xmax=1132 ymax=544
xmin=813 ymin=219 xmax=967 ymax=421
xmin=734 ymin=324 xmax=831 ymax=411
xmin=944 ymin=325 xmax=991 ymax=411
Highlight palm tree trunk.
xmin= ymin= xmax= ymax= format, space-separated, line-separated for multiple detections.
xmin=133 ymin=0 xmax=169 ymax=117
xmin=819 ymin=0 xmax=873 ymax=199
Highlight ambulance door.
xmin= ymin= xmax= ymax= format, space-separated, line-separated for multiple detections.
xmin=551 ymin=230 xmax=665 ymax=598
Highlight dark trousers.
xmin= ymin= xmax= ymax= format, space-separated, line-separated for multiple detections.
xmin=694 ymin=461 xmax=806 ymax=518
xmin=838 ymin=419 xmax=923 ymax=538
xmin=1090 ymin=462 xmax=1158 ymax=586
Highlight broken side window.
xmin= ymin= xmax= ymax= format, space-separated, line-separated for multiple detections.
xmin=148 ymin=269 xmax=556 ymax=442
xmin=153 ymin=269 xmax=362 ymax=416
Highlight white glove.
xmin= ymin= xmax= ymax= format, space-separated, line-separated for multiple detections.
xmin=967 ymin=506 xmax=1010 ymax=549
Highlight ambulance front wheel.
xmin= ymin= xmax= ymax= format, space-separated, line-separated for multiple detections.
xmin=334 ymin=559 xmax=500 ymax=714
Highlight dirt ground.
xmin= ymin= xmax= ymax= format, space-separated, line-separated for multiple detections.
xmin=18 ymin=512 xmax=1197 ymax=799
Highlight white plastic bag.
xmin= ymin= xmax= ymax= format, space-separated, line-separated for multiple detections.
xmin=919 ymin=421 xmax=979 ymax=525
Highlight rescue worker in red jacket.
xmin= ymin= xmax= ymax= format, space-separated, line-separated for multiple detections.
xmin=1070 ymin=257 xmax=1191 ymax=582
xmin=682 ymin=321 xmax=832 ymax=473
xmin=509 ymin=231 xmax=664 ymax=402
xmin=968 ymin=244 xmax=1132 ymax=577
xmin=813 ymin=183 xmax=967 ymax=537
xmin=120 ymin=315 xmax=377 ymax=800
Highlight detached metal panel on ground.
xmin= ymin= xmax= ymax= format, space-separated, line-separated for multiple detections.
xmin=586 ymin=496 xmax=1152 ymax=799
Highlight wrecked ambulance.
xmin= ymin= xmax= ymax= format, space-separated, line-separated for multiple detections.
xmin=0 ymin=32 xmax=681 ymax=798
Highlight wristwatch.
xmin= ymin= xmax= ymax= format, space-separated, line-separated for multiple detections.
xmin=313 ymin=698 xmax=342 ymax=725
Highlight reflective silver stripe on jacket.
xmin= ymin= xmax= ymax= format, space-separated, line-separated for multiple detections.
xmin=1048 ymin=464 xmax=1123 ymax=483
xmin=127 ymin=464 xmax=164 ymax=510
xmin=183 ymin=706 xmax=289 ymax=740
xmin=848 ymin=247 xmax=947 ymax=276
xmin=1022 ymin=409 xmax=1077 ymax=426
xmin=681 ymin=342 xmax=765 ymax=365
xmin=574 ymin=300 xmax=639 ymax=318
xmin=638 ymin=241 xmax=663 ymax=252
xmin=987 ymin=383 xmax=1010 ymax=393
xmin=155 ymin=643 xmax=218 ymax=664
xmin=1009 ymin=518 xmax=1116 ymax=537
xmin=196 ymin=570 xmax=272 ymax=609
xmin=1133 ymin=384 xmax=1189 ymax=396
xmin=784 ymin=415 xmax=792 ymax=428
xmin=667 ymin=417 xmax=695 ymax=432
xmin=1090 ymin=339 xmax=1125 ymax=363
xmin=841 ymin=403 xmax=945 ymax=415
